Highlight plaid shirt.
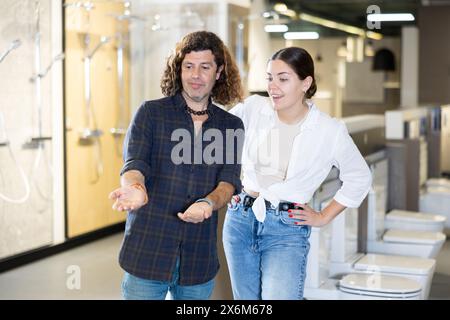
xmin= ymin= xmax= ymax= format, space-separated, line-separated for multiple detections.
xmin=118 ymin=93 xmax=244 ymax=285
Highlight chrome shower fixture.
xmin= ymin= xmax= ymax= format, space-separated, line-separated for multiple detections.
xmin=0 ymin=111 xmax=9 ymax=147
xmin=78 ymin=128 xmax=104 ymax=145
xmin=85 ymin=36 xmax=110 ymax=59
xmin=0 ymin=39 xmax=22 ymax=64
xmin=29 ymin=53 xmax=65 ymax=82
xmin=0 ymin=112 xmax=31 ymax=204
xmin=110 ymin=128 xmax=126 ymax=137
xmin=108 ymin=13 xmax=147 ymax=22
xmin=78 ymin=34 xmax=110 ymax=183
xmin=180 ymin=8 xmax=205 ymax=28
xmin=64 ymin=1 xmax=95 ymax=11
xmin=22 ymin=136 xmax=52 ymax=149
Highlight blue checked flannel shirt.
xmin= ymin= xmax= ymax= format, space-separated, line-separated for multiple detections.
xmin=118 ymin=93 xmax=244 ymax=285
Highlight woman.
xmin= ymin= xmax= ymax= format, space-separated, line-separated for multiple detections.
xmin=223 ymin=47 xmax=372 ymax=300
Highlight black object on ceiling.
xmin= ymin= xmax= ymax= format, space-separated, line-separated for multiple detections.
xmin=372 ymin=48 xmax=396 ymax=71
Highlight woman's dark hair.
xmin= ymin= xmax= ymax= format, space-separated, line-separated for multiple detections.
xmin=161 ymin=31 xmax=243 ymax=107
xmin=270 ymin=47 xmax=317 ymax=99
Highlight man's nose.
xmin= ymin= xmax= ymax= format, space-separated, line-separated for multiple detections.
xmin=191 ymin=67 xmax=200 ymax=78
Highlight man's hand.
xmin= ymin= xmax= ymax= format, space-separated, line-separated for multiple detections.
xmin=177 ymin=202 xmax=213 ymax=223
xmin=109 ymin=184 xmax=148 ymax=211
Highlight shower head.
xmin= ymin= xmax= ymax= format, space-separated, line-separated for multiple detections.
xmin=108 ymin=12 xmax=147 ymax=22
xmin=64 ymin=1 xmax=95 ymax=11
xmin=86 ymin=36 xmax=110 ymax=58
xmin=53 ymin=53 xmax=66 ymax=62
xmin=0 ymin=39 xmax=22 ymax=64
xmin=11 ymin=39 xmax=22 ymax=50
xmin=30 ymin=52 xmax=66 ymax=81
xmin=100 ymin=36 xmax=110 ymax=43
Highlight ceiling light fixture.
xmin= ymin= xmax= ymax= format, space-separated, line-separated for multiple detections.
xmin=272 ymin=3 xmax=383 ymax=40
xmin=337 ymin=41 xmax=347 ymax=58
xmin=273 ymin=3 xmax=297 ymax=18
xmin=264 ymin=24 xmax=289 ymax=32
xmin=366 ymin=31 xmax=383 ymax=41
xmin=367 ymin=13 xmax=415 ymax=22
xmin=284 ymin=32 xmax=319 ymax=40
xmin=299 ymin=12 xmax=383 ymax=40
xmin=365 ymin=40 xmax=375 ymax=57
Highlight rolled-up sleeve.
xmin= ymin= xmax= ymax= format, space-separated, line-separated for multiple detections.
xmin=216 ymin=118 xmax=245 ymax=195
xmin=332 ymin=122 xmax=372 ymax=208
xmin=120 ymin=102 xmax=152 ymax=178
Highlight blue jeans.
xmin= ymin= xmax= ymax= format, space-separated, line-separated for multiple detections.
xmin=121 ymin=257 xmax=215 ymax=300
xmin=223 ymin=191 xmax=311 ymax=300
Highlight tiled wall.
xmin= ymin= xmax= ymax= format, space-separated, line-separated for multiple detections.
xmin=0 ymin=0 xmax=54 ymax=259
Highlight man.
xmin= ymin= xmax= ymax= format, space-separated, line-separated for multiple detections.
xmin=109 ymin=31 xmax=244 ymax=300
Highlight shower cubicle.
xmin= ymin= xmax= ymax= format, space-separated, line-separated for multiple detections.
xmin=0 ymin=0 xmax=64 ymax=260
xmin=1 ymin=0 xmax=250 ymax=277
xmin=64 ymin=1 xmax=130 ymax=237
xmin=0 ymin=0 xmax=132 ymax=262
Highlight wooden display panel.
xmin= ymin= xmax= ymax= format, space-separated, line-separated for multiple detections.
xmin=65 ymin=2 xmax=129 ymax=237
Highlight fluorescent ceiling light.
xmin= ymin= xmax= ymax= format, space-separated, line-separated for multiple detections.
xmin=299 ymin=12 xmax=383 ymax=40
xmin=264 ymin=24 xmax=289 ymax=32
xmin=272 ymin=3 xmax=383 ymax=40
xmin=299 ymin=13 xmax=364 ymax=36
xmin=274 ymin=3 xmax=288 ymax=12
xmin=284 ymin=32 xmax=319 ymax=40
xmin=366 ymin=31 xmax=383 ymax=40
xmin=273 ymin=3 xmax=297 ymax=18
xmin=367 ymin=13 xmax=415 ymax=22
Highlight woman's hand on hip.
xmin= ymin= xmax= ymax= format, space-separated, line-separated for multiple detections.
xmin=287 ymin=204 xmax=330 ymax=228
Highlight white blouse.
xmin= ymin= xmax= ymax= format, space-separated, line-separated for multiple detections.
xmin=229 ymin=94 xmax=373 ymax=222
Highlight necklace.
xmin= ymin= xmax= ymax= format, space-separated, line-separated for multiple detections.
xmin=185 ymin=104 xmax=209 ymax=116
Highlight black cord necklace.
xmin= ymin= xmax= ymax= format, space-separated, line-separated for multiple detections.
xmin=185 ymin=105 xmax=209 ymax=116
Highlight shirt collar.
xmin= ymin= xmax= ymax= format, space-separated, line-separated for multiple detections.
xmin=302 ymin=101 xmax=320 ymax=130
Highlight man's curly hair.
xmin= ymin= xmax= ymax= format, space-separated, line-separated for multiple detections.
xmin=160 ymin=31 xmax=243 ymax=107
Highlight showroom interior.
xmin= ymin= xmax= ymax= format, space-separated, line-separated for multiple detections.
xmin=0 ymin=0 xmax=450 ymax=300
